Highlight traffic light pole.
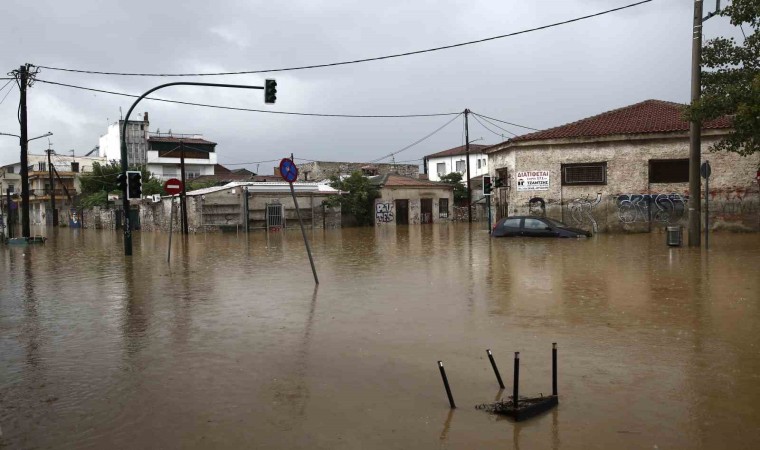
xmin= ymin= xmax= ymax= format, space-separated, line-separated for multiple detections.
xmin=119 ymin=81 xmax=264 ymax=256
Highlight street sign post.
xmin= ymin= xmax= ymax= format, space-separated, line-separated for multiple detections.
xmin=279 ymin=157 xmax=318 ymax=284
xmin=701 ymin=161 xmax=711 ymax=249
xmin=163 ymin=178 xmax=184 ymax=196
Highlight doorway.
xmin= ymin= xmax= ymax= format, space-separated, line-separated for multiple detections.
xmin=395 ymin=199 xmax=409 ymax=225
xmin=420 ymin=198 xmax=433 ymax=224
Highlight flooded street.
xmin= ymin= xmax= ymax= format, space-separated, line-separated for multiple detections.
xmin=1 ymin=225 xmax=759 ymax=449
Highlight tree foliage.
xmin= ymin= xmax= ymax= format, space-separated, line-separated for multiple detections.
xmin=685 ymin=0 xmax=760 ymax=156
xmin=327 ymin=171 xmax=379 ymax=226
xmin=439 ymin=172 xmax=469 ymax=204
xmin=78 ymin=161 xmax=161 ymax=207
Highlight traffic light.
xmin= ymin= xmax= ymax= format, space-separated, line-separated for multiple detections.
xmin=127 ymin=171 xmax=142 ymax=199
xmin=117 ymin=173 xmax=127 ymax=192
xmin=483 ymin=175 xmax=492 ymax=195
xmin=264 ymin=79 xmax=277 ymax=104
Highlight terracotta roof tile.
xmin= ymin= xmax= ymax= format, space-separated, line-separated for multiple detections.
xmin=509 ymin=99 xmax=732 ymax=143
xmin=425 ymin=144 xmax=489 ymax=159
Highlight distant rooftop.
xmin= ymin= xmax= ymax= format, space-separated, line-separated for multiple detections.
xmin=425 ymin=144 xmax=489 ymax=159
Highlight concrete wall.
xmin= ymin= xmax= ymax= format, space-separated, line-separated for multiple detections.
xmin=487 ymin=133 xmax=760 ymax=233
xmin=373 ymin=186 xmax=454 ymax=226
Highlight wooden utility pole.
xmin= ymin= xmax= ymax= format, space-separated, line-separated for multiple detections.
xmin=18 ymin=64 xmax=31 ymax=237
xmin=464 ymin=109 xmax=472 ymax=223
xmin=180 ymin=140 xmax=189 ymax=235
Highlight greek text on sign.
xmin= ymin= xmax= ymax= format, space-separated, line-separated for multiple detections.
xmin=516 ymin=170 xmax=550 ymax=191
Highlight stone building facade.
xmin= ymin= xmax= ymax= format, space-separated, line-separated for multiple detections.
xmin=296 ymin=161 xmax=419 ymax=181
xmin=369 ymin=174 xmax=454 ymax=226
xmin=484 ymin=100 xmax=759 ymax=233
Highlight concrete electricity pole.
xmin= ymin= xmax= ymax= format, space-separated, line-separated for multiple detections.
xmin=688 ymin=0 xmax=720 ymax=247
xmin=464 ymin=109 xmax=472 ymax=223
xmin=18 ymin=64 xmax=31 ymax=238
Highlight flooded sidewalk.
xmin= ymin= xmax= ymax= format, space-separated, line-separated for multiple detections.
xmin=1 ymin=226 xmax=759 ymax=449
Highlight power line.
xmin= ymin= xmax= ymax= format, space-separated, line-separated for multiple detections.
xmin=32 ymin=1 xmax=654 ymax=77
xmin=471 ymin=113 xmax=514 ymax=138
xmin=472 ymin=113 xmax=518 ymax=137
xmin=470 ymin=111 xmax=540 ymax=131
xmin=369 ymin=113 xmax=463 ymax=163
xmin=0 ymin=79 xmax=14 ymax=106
xmin=35 ymin=79 xmax=460 ymax=118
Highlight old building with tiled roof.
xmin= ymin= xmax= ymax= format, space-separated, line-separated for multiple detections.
xmin=369 ymin=174 xmax=454 ymax=226
xmin=423 ymin=144 xmax=490 ymax=183
xmin=483 ymin=99 xmax=758 ymax=233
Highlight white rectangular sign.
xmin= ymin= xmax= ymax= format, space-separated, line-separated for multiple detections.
xmin=516 ymin=170 xmax=550 ymax=191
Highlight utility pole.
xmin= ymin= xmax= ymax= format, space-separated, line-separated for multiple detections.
xmin=688 ymin=0 xmax=720 ymax=247
xmin=464 ymin=109 xmax=472 ymax=223
xmin=180 ymin=140 xmax=189 ymax=235
xmin=18 ymin=64 xmax=31 ymax=237
xmin=47 ymin=147 xmax=58 ymax=226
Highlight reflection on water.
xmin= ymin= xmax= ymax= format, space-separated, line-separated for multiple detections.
xmin=1 ymin=225 xmax=759 ymax=449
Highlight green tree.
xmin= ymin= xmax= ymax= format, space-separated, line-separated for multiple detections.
xmin=685 ymin=0 xmax=760 ymax=156
xmin=327 ymin=171 xmax=379 ymax=226
xmin=78 ymin=161 xmax=162 ymax=206
xmin=439 ymin=172 xmax=469 ymax=204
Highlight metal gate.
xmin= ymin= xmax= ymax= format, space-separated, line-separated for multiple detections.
xmin=266 ymin=202 xmax=284 ymax=229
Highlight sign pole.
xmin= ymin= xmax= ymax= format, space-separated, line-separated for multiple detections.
xmin=167 ymin=196 xmax=175 ymax=263
xmin=701 ymin=160 xmax=711 ymax=250
xmin=280 ymin=155 xmax=318 ymax=285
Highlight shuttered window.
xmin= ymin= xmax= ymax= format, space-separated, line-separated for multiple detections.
xmin=562 ymin=162 xmax=607 ymax=185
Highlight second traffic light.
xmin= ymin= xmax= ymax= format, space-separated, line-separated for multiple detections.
xmin=483 ymin=175 xmax=493 ymax=196
xmin=265 ymin=79 xmax=277 ymax=104
xmin=117 ymin=173 xmax=127 ymax=191
xmin=127 ymin=171 xmax=142 ymax=199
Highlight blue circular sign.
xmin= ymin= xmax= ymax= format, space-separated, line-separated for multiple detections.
xmin=279 ymin=158 xmax=298 ymax=183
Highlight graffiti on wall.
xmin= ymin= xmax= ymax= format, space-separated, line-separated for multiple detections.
xmin=711 ymin=188 xmax=759 ymax=220
xmin=528 ymin=197 xmax=546 ymax=217
xmin=568 ymin=193 xmax=602 ymax=232
xmin=375 ymin=202 xmax=394 ymax=223
xmin=614 ymin=193 xmax=688 ymax=224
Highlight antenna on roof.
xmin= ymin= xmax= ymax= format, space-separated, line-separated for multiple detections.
xmin=119 ymin=107 xmax=123 ymax=120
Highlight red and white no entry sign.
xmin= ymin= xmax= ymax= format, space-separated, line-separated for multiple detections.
xmin=163 ymin=178 xmax=184 ymax=195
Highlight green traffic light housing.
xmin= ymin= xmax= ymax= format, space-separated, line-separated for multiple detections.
xmin=117 ymin=173 xmax=128 ymax=191
xmin=483 ymin=175 xmax=493 ymax=195
xmin=127 ymin=171 xmax=142 ymax=200
xmin=265 ymin=79 xmax=277 ymax=104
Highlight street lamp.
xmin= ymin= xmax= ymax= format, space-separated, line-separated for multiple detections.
xmin=119 ymin=82 xmax=265 ymax=256
xmin=1 ymin=131 xmax=53 ymax=237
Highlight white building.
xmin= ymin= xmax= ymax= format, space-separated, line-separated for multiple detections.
xmin=423 ymin=144 xmax=490 ymax=182
xmin=146 ymin=133 xmax=217 ymax=181
xmin=98 ymin=112 xmax=150 ymax=165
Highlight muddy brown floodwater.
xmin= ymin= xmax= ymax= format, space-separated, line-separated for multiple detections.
xmin=1 ymin=225 xmax=759 ymax=449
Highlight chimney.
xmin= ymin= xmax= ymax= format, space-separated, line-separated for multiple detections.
xmin=274 ymin=167 xmax=279 ymax=175
xmin=143 ymin=112 xmax=149 ymax=123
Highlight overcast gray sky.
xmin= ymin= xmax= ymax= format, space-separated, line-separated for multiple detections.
xmin=0 ymin=0 xmax=743 ymax=171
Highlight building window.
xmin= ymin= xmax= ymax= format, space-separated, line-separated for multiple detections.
xmin=482 ymin=159 xmax=487 ymax=167
xmin=456 ymin=160 xmax=465 ymax=173
xmin=38 ymin=162 xmax=46 ymax=171
xmin=477 ymin=159 xmax=482 ymax=169
xmin=436 ymin=162 xmax=446 ymax=175
xmin=562 ymin=162 xmax=607 ymax=185
xmin=8 ymin=184 xmax=14 ymax=192
xmin=649 ymin=159 xmax=689 ymax=183
xmin=71 ymin=162 xmax=79 ymax=173
xmin=439 ymin=198 xmax=449 ymax=218
xmin=7 ymin=166 xmax=14 ymax=174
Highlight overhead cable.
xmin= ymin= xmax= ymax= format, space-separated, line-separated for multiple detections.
xmin=369 ymin=113 xmax=463 ymax=163
xmin=470 ymin=112 xmax=540 ymax=131
xmin=32 ymin=1 xmax=653 ymax=77
xmin=35 ymin=79 xmax=460 ymax=118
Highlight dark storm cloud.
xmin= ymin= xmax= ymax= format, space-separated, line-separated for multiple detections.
xmin=0 ymin=0 xmax=742 ymax=168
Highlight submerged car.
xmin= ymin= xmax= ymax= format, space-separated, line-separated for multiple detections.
xmin=492 ymin=216 xmax=591 ymax=238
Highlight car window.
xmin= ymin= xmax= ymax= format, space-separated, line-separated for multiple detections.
xmin=524 ymin=218 xmax=548 ymax=230
xmin=503 ymin=218 xmax=521 ymax=228
xmin=544 ymin=218 xmax=569 ymax=228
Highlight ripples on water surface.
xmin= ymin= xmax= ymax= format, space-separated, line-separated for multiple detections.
xmin=1 ymin=225 xmax=759 ymax=449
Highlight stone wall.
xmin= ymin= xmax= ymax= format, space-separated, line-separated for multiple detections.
xmin=298 ymin=161 xmax=419 ymax=181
